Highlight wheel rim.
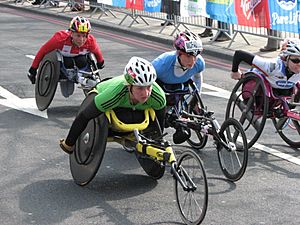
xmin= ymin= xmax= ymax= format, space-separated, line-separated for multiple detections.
xmin=226 ymin=74 xmax=268 ymax=148
xmin=175 ymin=151 xmax=208 ymax=224
xmin=272 ymin=117 xmax=300 ymax=148
xmin=217 ymin=118 xmax=248 ymax=181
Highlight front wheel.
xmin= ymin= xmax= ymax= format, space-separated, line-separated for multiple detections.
xmin=185 ymin=95 xmax=208 ymax=150
xmin=175 ymin=150 xmax=208 ymax=225
xmin=217 ymin=118 xmax=248 ymax=182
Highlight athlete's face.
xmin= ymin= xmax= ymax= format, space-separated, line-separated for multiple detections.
xmin=179 ymin=52 xmax=197 ymax=69
xmin=288 ymin=56 xmax=300 ymax=74
xmin=71 ymin=32 xmax=88 ymax=47
xmin=130 ymin=85 xmax=152 ymax=104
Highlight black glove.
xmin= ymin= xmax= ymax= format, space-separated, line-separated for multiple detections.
xmin=97 ymin=61 xmax=105 ymax=70
xmin=27 ymin=67 xmax=37 ymax=84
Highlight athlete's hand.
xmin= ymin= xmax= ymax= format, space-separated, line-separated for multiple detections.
xmin=27 ymin=67 xmax=37 ymax=84
xmin=230 ymin=70 xmax=242 ymax=80
xmin=97 ymin=62 xmax=105 ymax=70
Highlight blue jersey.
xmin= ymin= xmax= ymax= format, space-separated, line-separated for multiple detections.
xmin=152 ymin=51 xmax=205 ymax=89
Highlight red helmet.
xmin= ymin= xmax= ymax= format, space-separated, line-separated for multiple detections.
xmin=69 ymin=16 xmax=91 ymax=33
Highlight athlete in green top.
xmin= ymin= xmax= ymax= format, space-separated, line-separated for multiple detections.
xmin=60 ymin=56 xmax=166 ymax=154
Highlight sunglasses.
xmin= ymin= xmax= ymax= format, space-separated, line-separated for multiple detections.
xmin=290 ymin=58 xmax=300 ymax=64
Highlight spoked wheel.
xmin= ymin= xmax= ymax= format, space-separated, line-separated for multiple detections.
xmin=175 ymin=150 xmax=208 ymax=225
xmin=185 ymin=95 xmax=208 ymax=150
xmin=226 ymin=73 xmax=268 ymax=148
xmin=69 ymin=93 xmax=108 ymax=186
xmin=272 ymin=90 xmax=300 ymax=148
xmin=217 ymin=118 xmax=248 ymax=181
xmin=35 ymin=50 xmax=60 ymax=111
xmin=272 ymin=117 xmax=300 ymax=148
xmin=135 ymin=118 xmax=165 ymax=180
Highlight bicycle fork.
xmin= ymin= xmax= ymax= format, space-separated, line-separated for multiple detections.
xmin=171 ymin=163 xmax=197 ymax=192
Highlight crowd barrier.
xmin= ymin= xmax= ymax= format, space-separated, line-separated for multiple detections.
xmin=13 ymin=0 xmax=300 ymax=48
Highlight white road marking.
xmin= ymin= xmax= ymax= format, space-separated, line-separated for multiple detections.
xmin=202 ymin=83 xmax=300 ymax=166
xmin=26 ymin=54 xmax=35 ymax=59
xmin=0 ymin=86 xmax=48 ymax=118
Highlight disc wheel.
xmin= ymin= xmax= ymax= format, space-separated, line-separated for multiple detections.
xmin=35 ymin=51 xmax=60 ymax=111
xmin=217 ymin=118 xmax=248 ymax=181
xmin=69 ymin=93 xmax=108 ymax=186
xmin=175 ymin=150 xmax=208 ymax=225
xmin=225 ymin=73 xmax=268 ymax=148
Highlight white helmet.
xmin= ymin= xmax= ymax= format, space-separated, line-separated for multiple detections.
xmin=124 ymin=57 xmax=157 ymax=86
xmin=281 ymin=39 xmax=300 ymax=58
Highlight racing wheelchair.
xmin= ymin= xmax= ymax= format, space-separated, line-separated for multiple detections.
xmin=161 ymin=80 xmax=248 ymax=182
xmin=69 ymin=92 xmax=208 ymax=225
xmin=226 ymin=71 xmax=300 ymax=148
xmin=35 ymin=50 xmax=101 ymax=111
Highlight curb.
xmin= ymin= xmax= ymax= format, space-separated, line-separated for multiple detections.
xmin=1 ymin=2 xmax=234 ymax=61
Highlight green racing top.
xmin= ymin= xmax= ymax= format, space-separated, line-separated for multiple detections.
xmin=94 ymin=75 xmax=166 ymax=112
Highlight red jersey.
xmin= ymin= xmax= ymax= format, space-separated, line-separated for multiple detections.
xmin=31 ymin=30 xmax=104 ymax=69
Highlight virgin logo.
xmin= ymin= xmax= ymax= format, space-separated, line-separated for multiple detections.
xmin=240 ymin=0 xmax=261 ymax=19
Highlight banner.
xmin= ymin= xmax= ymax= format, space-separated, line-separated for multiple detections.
xmin=180 ymin=0 xmax=208 ymax=17
xmin=269 ymin=0 xmax=299 ymax=33
xmin=206 ymin=0 xmax=237 ymax=24
xmin=235 ymin=0 xmax=270 ymax=28
xmin=144 ymin=0 xmax=162 ymax=12
xmin=97 ymin=0 xmax=113 ymax=5
xmin=126 ymin=0 xmax=144 ymax=10
xmin=112 ymin=0 xmax=126 ymax=7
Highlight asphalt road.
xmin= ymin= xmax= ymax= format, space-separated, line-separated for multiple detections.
xmin=0 ymin=8 xmax=299 ymax=225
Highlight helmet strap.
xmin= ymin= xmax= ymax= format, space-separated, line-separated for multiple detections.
xmin=177 ymin=55 xmax=188 ymax=71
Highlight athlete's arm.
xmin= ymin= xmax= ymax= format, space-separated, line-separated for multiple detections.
xmin=31 ymin=32 xmax=63 ymax=69
xmin=231 ymin=50 xmax=255 ymax=72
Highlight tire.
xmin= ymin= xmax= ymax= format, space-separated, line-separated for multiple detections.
xmin=185 ymin=94 xmax=208 ymax=150
xmin=69 ymin=93 xmax=108 ymax=186
xmin=35 ymin=50 xmax=60 ymax=111
xmin=175 ymin=150 xmax=208 ymax=225
xmin=272 ymin=117 xmax=300 ymax=148
xmin=225 ymin=73 xmax=268 ymax=148
xmin=217 ymin=118 xmax=248 ymax=181
xmin=135 ymin=118 xmax=165 ymax=179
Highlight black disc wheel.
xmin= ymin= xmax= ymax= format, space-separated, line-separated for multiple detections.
xmin=185 ymin=95 xmax=208 ymax=150
xmin=69 ymin=93 xmax=108 ymax=186
xmin=175 ymin=150 xmax=208 ymax=225
xmin=217 ymin=118 xmax=248 ymax=181
xmin=135 ymin=118 xmax=165 ymax=180
xmin=225 ymin=72 xmax=268 ymax=148
xmin=35 ymin=51 xmax=60 ymax=111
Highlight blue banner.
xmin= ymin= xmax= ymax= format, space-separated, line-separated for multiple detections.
xmin=269 ymin=0 xmax=299 ymax=33
xmin=144 ymin=0 xmax=162 ymax=12
xmin=112 ymin=0 xmax=126 ymax=8
xmin=206 ymin=0 xmax=237 ymax=24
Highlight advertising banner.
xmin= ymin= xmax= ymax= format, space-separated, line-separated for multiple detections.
xmin=206 ymin=0 xmax=237 ymax=24
xmin=180 ymin=0 xmax=208 ymax=17
xmin=144 ymin=0 xmax=162 ymax=12
xmin=112 ymin=0 xmax=126 ymax=7
xmin=126 ymin=0 xmax=144 ymax=10
xmin=269 ymin=0 xmax=299 ymax=33
xmin=97 ymin=0 xmax=113 ymax=5
xmin=235 ymin=0 xmax=270 ymax=27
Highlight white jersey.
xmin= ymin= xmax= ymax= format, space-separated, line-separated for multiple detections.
xmin=252 ymin=56 xmax=300 ymax=89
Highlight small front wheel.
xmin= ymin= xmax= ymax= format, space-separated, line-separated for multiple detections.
xmin=217 ymin=118 xmax=248 ymax=182
xmin=175 ymin=150 xmax=208 ymax=225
